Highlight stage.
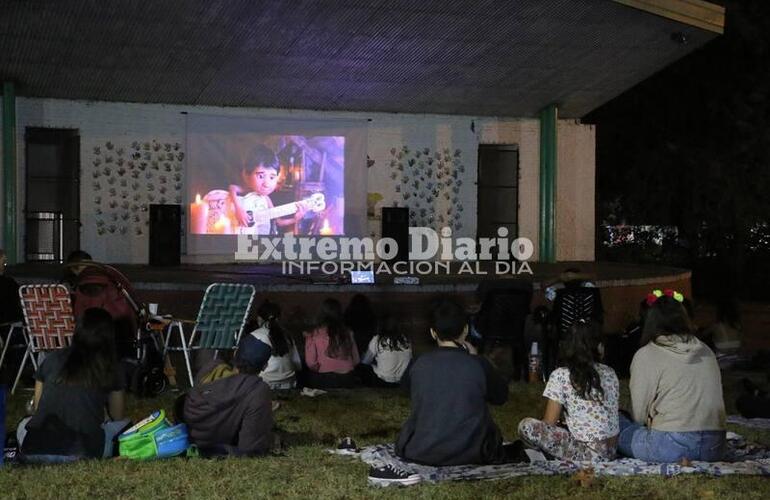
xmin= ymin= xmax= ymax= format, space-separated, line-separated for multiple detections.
xmin=9 ymin=260 xmax=691 ymax=336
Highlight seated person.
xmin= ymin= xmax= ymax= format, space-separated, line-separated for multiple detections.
xmin=0 ymin=248 xmax=23 ymax=325
xmin=518 ymin=321 xmax=619 ymax=462
xmin=618 ymin=290 xmax=726 ymax=463
xmin=736 ymin=378 xmax=770 ymax=419
xmin=303 ymin=298 xmax=360 ymax=389
xmin=249 ymin=299 xmax=302 ymax=390
xmin=356 ymin=314 xmax=412 ymax=387
xmin=395 ymin=297 xmax=509 ymax=466
xmin=17 ymin=308 xmax=129 ymax=460
xmin=182 ymin=333 xmax=274 ymax=456
xmin=61 ymin=249 xmax=93 ymax=290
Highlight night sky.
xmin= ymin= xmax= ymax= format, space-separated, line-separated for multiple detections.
xmin=584 ymin=0 xmax=770 ymax=297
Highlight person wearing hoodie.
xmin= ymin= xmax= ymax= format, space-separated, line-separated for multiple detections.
xmin=182 ymin=332 xmax=274 ymax=457
xmin=618 ymin=290 xmax=726 ymax=462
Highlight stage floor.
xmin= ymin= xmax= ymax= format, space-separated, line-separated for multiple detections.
xmin=7 ymin=260 xmax=692 ymax=335
xmin=9 ymin=260 xmax=690 ymax=293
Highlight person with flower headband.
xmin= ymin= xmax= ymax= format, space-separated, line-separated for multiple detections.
xmin=618 ymin=289 xmax=726 ymax=463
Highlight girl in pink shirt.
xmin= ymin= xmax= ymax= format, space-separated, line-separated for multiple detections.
xmin=304 ymin=299 xmax=360 ymax=388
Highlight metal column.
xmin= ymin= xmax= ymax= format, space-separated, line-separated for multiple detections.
xmin=539 ymin=104 xmax=557 ymax=263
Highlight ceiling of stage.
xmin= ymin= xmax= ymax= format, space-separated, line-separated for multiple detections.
xmin=0 ymin=0 xmax=722 ymax=118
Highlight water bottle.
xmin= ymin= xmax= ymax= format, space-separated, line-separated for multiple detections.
xmin=528 ymin=342 xmax=541 ymax=383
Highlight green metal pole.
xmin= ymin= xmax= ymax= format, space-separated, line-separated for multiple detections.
xmin=2 ymin=82 xmax=17 ymax=263
xmin=539 ymin=104 xmax=557 ymax=263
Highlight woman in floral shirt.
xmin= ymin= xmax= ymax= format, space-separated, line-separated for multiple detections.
xmin=518 ymin=321 xmax=619 ymax=462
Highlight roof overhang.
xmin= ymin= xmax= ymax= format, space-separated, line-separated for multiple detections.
xmin=0 ymin=0 xmax=724 ymax=118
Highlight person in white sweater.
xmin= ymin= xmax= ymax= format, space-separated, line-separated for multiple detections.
xmin=249 ymin=300 xmax=301 ymax=390
xmin=357 ymin=315 xmax=412 ymax=387
xmin=618 ymin=290 xmax=726 ymax=462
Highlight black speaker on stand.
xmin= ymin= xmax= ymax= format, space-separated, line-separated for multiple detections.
xmin=381 ymin=207 xmax=409 ymax=262
xmin=149 ymin=204 xmax=181 ymax=266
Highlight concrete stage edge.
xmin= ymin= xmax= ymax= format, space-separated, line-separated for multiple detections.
xmin=11 ymin=261 xmax=691 ymax=336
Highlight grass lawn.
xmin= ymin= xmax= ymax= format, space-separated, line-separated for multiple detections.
xmin=2 ymin=371 xmax=770 ymax=499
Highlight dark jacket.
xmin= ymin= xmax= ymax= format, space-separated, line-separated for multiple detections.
xmin=183 ymin=360 xmax=273 ymax=456
xmin=395 ymin=347 xmax=508 ymax=466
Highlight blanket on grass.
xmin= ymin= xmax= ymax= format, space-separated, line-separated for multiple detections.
xmin=727 ymin=415 xmax=770 ymax=430
xmin=331 ymin=435 xmax=770 ymax=484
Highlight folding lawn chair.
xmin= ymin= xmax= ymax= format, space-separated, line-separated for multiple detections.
xmin=163 ymin=283 xmax=256 ymax=387
xmin=13 ymin=284 xmax=76 ymax=394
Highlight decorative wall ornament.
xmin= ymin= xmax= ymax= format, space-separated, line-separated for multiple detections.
xmin=388 ymin=145 xmax=465 ymax=231
xmin=88 ymin=140 xmax=184 ymax=236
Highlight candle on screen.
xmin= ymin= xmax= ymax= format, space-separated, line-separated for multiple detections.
xmin=212 ymin=214 xmax=232 ymax=234
xmin=190 ymin=193 xmax=209 ymax=234
xmin=320 ymin=218 xmax=333 ymax=236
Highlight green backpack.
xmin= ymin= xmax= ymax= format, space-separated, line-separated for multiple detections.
xmin=118 ymin=410 xmax=190 ymax=460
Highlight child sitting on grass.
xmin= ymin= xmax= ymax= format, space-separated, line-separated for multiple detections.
xmin=304 ymin=298 xmax=360 ymax=388
xmin=518 ymin=321 xmax=619 ymax=462
xmin=249 ymin=299 xmax=302 ymax=390
xmin=182 ymin=333 xmax=274 ymax=456
xmin=17 ymin=308 xmax=129 ymax=461
xmin=356 ymin=314 xmax=412 ymax=387
xmin=389 ymin=298 xmax=510 ymax=471
xmin=618 ymin=291 xmax=726 ymax=462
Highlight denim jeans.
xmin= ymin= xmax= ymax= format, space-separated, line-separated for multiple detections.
xmin=617 ymin=413 xmax=726 ymax=462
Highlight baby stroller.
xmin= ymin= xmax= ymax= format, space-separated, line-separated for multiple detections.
xmin=70 ymin=262 xmax=167 ymax=396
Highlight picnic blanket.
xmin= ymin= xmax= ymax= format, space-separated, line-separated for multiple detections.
xmin=331 ymin=434 xmax=770 ymax=485
xmin=727 ymin=415 xmax=770 ymax=431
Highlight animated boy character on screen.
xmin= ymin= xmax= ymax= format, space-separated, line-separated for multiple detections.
xmin=228 ymin=145 xmax=307 ymax=235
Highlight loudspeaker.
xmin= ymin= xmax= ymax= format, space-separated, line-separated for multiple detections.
xmin=149 ymin=204 xmax=181 ymax=266
xmin=381 ymin=207 xmax=409 ymax=262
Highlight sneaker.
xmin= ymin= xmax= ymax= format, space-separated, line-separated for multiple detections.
xmin=337 ymin=437 xmax=359 ymax=453
xmin=334 ymin=437 xmax=359 ymax=455
xmin=368 ymin=464 xmax=421 ymax=487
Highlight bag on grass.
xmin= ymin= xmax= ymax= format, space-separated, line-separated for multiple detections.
xmin=118 ymin=410 xmax=188 ymax=460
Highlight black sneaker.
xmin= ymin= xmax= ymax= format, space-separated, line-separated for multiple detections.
xmin=336 ymin=437 xmax=359 ymax=454
xmin=368 ymin=463 xmax=421 ymax=487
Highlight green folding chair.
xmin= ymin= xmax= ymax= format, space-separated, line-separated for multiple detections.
xmin=163 ymin=283 xmax=256 ymax=387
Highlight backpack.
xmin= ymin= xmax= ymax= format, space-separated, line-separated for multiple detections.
xmin=118 ymin=410 xmax=189 ymax=460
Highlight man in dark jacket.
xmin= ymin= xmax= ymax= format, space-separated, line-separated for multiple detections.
xmin=183 ymin=332 xmax=273 ymax=456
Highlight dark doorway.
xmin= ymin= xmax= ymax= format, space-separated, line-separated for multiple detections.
xmin=477 ymin=144 xmax=519 ymax=248
xmin=25 ymin=128 xmax=80 ymax=262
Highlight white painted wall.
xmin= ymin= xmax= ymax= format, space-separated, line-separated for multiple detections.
xmin=0 ymin=97 xmax=595 ymax=263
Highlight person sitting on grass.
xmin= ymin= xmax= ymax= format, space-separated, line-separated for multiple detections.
xmin=17 ymin=308 xmax=129 ymax=461
xmin=303 ymin=298 xmax=360 ymax=389
xmin=518 ymin=321 xmax=619 ymax=462
xmin=249 ymin=299 xmax=302 ymax=390
xmin=356 ymin=314 xmax=412 ymax=387
xmin=380 ymin=297 xmax=510 ymax=483
xmin=182 ymin=332 xmax=274 ymax=457
xmin=618 ymin=290 xmax=726 ymax=463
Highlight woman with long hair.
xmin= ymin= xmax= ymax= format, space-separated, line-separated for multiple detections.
xmin=17 ymin=308 xmax=129 ymax=460
xmin=304 ymin=298 xmax=359 ymax=388
xmin=249 ymin=299 xmax=301 ymax=390
xmin=357 ymin=314 xmax=412 ymax=387
xmin=518 ymin=321 xmax=619 ymax=462
xmin=619 ymin=290 xmax=726 ymax=462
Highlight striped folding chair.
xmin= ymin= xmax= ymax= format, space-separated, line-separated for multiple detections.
xmin=163 ymin=283 xmax=256 ymax=387
xmin=14 ymin=285 xmax=76 ymax=394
